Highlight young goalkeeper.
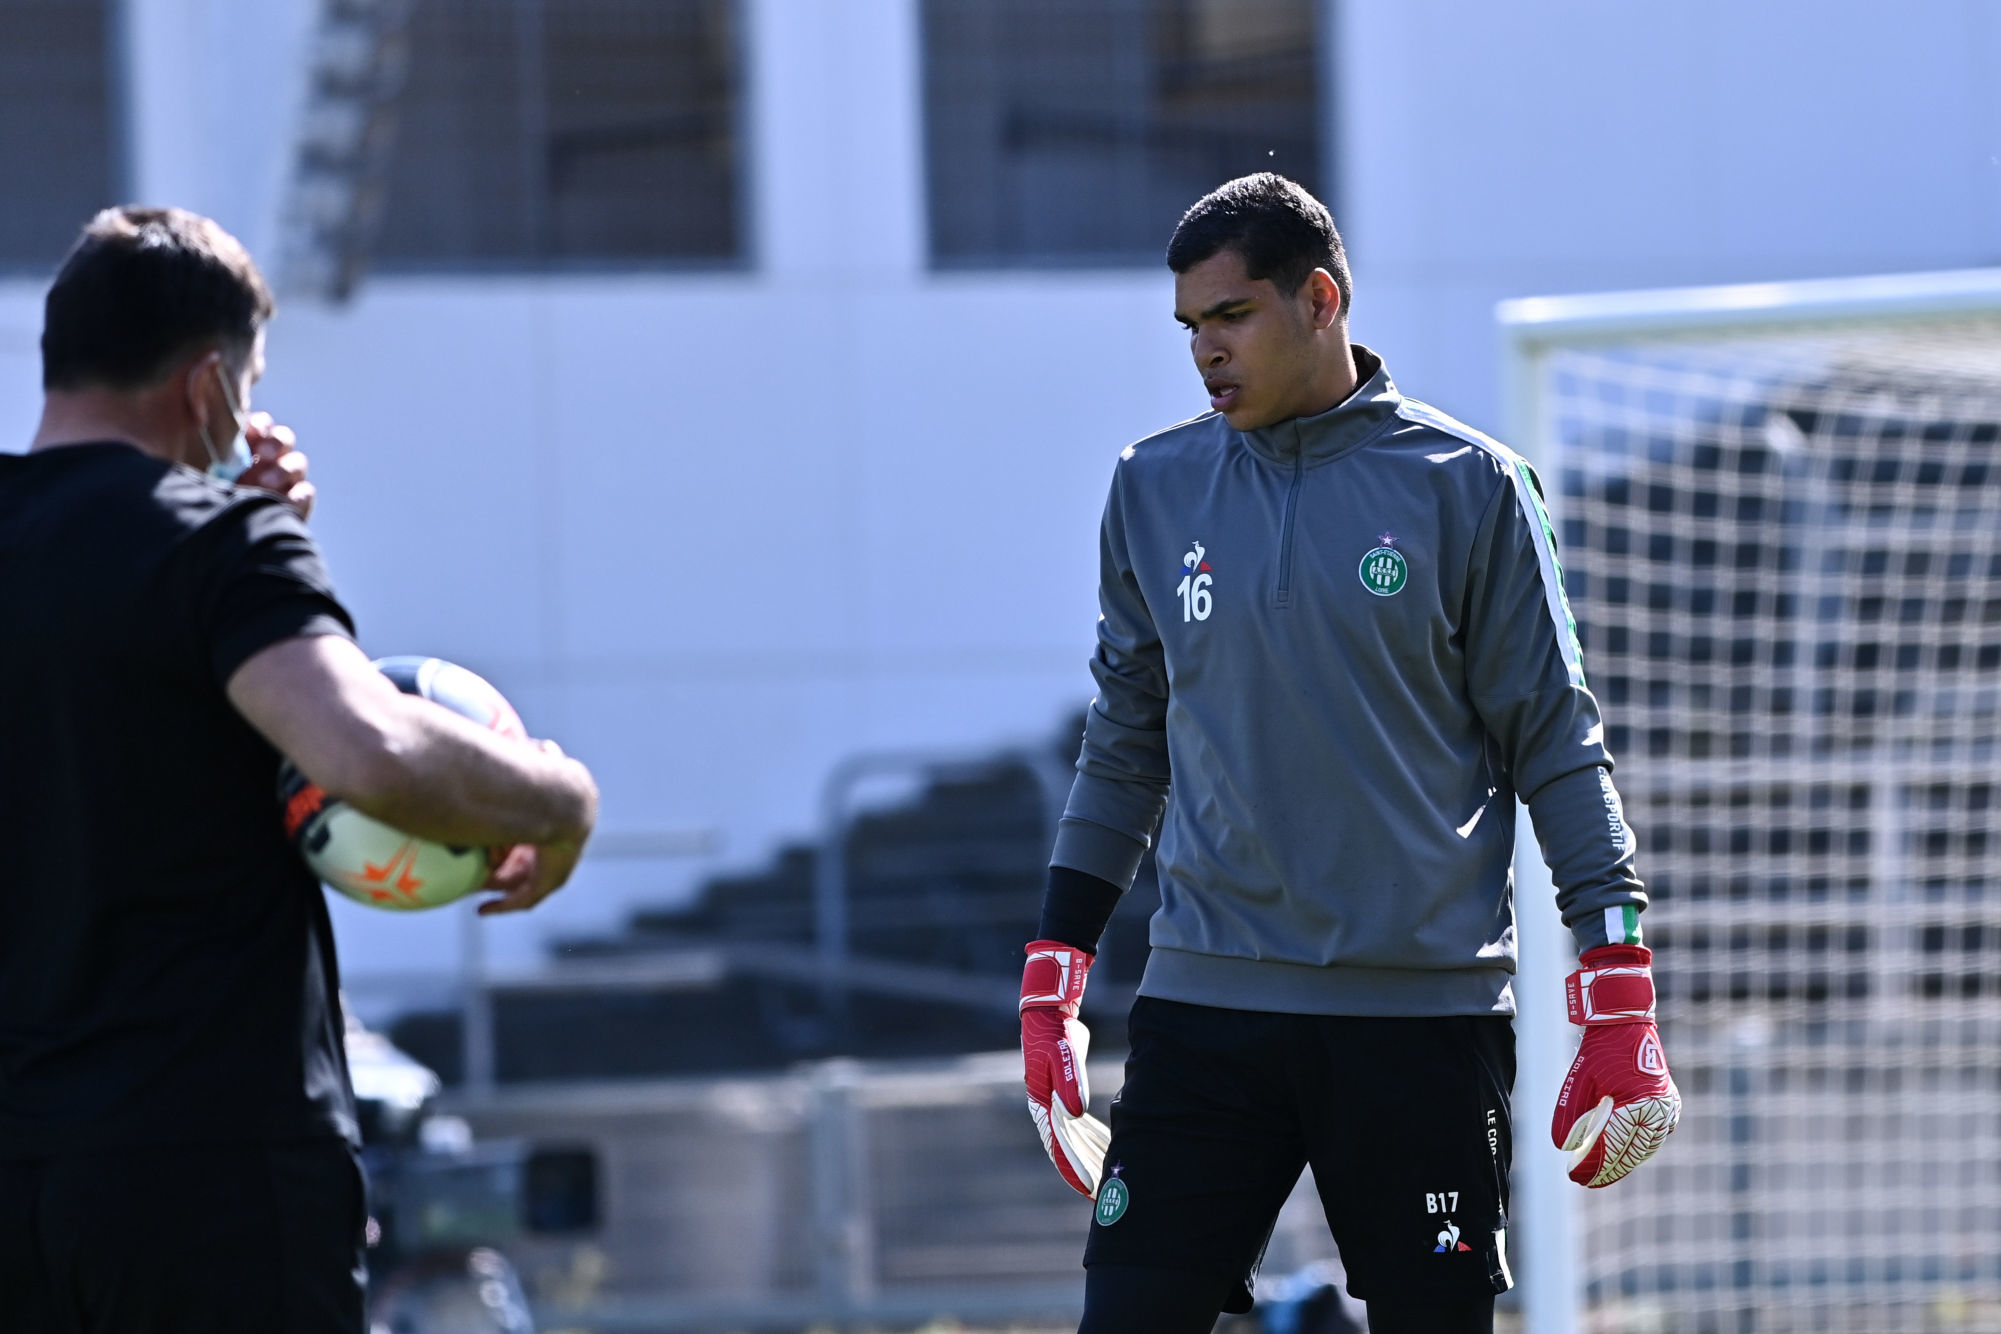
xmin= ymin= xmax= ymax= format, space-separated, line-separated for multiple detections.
xmin=1018 ymin=174 xmax=1680 ymax=1334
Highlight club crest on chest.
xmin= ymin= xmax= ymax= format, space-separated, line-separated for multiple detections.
xmin=1359 ymin=530 xmax=1408 ymax=597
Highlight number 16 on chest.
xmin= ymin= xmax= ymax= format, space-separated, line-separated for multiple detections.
xmin=1177 ymin=539 xmax=1214 ymax=623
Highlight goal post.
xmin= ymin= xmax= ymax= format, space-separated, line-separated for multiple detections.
xmin=1502 ymin=269 xmax=2001 ymax=1334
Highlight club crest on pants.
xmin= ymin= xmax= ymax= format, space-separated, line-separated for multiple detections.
xmin=1095 ymin=1173 xmax=1129 ymax=1226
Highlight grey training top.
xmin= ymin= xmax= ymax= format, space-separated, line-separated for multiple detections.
xmin=1052 ymin=347 xmax=1646 ymax=1018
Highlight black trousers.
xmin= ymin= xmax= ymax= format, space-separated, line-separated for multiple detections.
xmin=0 ymin=1139 xmax=367 ymax=1334
xmin=1083 ymin=999 xmax=1516 ymax=1309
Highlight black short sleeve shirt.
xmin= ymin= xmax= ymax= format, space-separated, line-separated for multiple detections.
xmin=0 ymin=442 xmax=359 ymax=1155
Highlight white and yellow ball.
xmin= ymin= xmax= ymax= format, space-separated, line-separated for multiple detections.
xmin=278 ymin=656 xmax=525 ymax=912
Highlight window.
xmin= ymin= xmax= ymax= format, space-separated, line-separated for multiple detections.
xmin=922 ymin=0 xmax=1323 ymax=267
xmin=374 ymin=0 xmax=742 ymax=269
xmin=0 ymin=0 xmax=117 ymax=272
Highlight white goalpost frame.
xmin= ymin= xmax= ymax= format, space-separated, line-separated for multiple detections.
xmin=1499 ymin=266 xmax=2001 ymax=1334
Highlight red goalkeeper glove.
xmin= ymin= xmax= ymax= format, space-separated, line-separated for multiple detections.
xmin=1552 ymin=943 xmax=1682 ymax=1188
xmin=1020 ymin=940 xmax=1111 ymax=1198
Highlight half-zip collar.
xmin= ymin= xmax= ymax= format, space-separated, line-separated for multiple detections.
xmin=1240 ymin=344 xmax=1401 ymax=468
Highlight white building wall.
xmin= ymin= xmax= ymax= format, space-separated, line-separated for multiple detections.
xmin=5 ymin=0 xmax=1999 ymax=978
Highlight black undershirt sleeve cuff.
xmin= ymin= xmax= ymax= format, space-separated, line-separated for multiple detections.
xmin=1036 ymin=864 xmax=1126 ymax=954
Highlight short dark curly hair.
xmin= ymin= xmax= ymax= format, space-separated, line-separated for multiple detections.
xmin=41 ymin=206 xmax=274 ymax=391
xmin=1166 ymin=174 xmax=1351 ymax=319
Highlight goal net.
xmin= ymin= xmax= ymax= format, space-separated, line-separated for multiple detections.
xmin=1504 ymin=274 xmax=2001 ymax=1334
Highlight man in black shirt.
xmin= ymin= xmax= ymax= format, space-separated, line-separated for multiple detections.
xmin=0 ymin=207 xmax=600 ymax=1333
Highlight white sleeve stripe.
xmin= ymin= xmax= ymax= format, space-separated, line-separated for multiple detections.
xmin=1506 ymin=459 xmax=1588 ymax=688
xmin=1394 ymin=398 xmax=1587 ymax=688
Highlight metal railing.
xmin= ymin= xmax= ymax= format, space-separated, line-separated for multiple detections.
xmin=442 ymin=1050 xmax=1338 ymax=1332
xmin=443 ymin=1052 xmax=1091 ymax=1330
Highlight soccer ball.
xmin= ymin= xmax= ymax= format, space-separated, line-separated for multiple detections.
xmin=278 ymin=656 xmax=527 ymax=911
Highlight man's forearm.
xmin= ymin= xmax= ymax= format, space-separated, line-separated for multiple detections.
xmin=229 ymin=635 xmax=597 ymax=853
xmin=356 ymin=700 xmax=597 ymax=848
xmin=1524 ymin=763 xmax=1646 ymax=955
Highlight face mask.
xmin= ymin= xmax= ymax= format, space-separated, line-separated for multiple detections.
xmin=199 ymin=363 xmax=253 ymax=482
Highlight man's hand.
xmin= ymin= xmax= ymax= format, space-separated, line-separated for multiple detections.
xmin=477 ymin=745 xmax=594 ymax=915
xmin=1553 ymin=943 xmax=1681 ymax=1188
xmin=1021 ymin=941 xmax=1111 ymax=1198
xmin=236 ymin=414 xmax=316 ymax=519
xmin=478 ymin=838 xmax=586 ymax=914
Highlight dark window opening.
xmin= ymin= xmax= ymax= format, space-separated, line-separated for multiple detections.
xmin=0 ymin=0 xmax=117 ymax=273
xmin=922 ymin=0 xmax=1325 ymax=267
xmin=375 ymin=0 xmax=742 ymax=269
